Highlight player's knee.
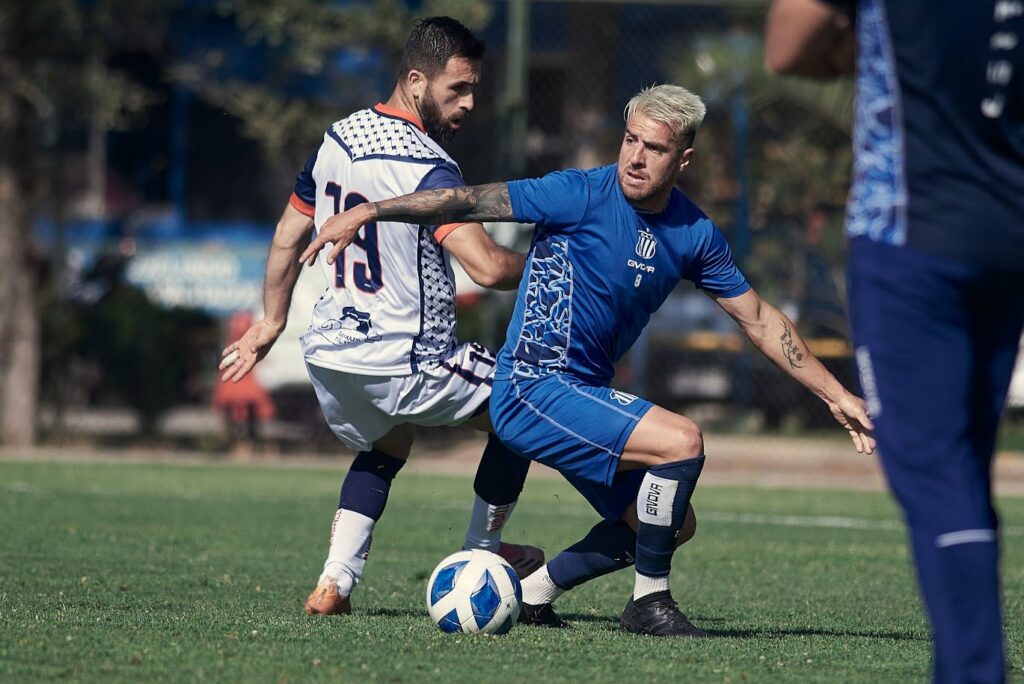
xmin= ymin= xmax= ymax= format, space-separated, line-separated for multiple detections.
xmin=661 ymin=415 xmax=703 ymax=462
xmin=372 ymin=424 xmax=415 ymax=460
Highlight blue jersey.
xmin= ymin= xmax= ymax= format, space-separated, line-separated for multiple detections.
xmin=497 ymin=164 xmax=749 ymax=385
xmin=825 ymin=0 xmax=1024 ymax=268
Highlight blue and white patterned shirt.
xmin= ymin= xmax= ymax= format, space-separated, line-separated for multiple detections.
xmin=498 ymin=164 xmax=749 ymax=385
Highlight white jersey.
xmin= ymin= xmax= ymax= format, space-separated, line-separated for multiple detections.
xmin=289 ymin=104 xmax=470 ymax=376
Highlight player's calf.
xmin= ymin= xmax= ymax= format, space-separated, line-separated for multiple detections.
xmin=631 ymin=455 xmax=705 ymax=607
xmin=463 ymin=435 xmax=545 ymax=578
xmin=308 ymin=447 xmax=406 ymax=612
xmin=464 ymin=435 xmax=531 ymax=553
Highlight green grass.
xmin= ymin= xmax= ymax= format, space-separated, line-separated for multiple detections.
xmin=2 ymin=460 xmax=1024 ymax=682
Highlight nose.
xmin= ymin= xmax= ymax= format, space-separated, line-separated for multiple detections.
xmin=629 ymin=145 xmax=645 ymax=166
xmin=461 ymin=93 xmax=474 ymax=112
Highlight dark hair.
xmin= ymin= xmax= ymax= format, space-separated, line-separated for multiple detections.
xmin=398 ymin=16 xmax=485 ymax=78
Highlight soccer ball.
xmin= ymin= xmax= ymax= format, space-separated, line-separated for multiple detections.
xmin=426 ymin=549 xmax=522 ymax=634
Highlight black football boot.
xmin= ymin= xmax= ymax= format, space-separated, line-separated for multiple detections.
xmin=517 ymin=602 xmax=571 ymax=628
xmin=619 ymin=591 xmax=706 ymax=637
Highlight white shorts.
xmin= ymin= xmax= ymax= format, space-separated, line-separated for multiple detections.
xmin=306 ymin=342 xmax=496 ymax=452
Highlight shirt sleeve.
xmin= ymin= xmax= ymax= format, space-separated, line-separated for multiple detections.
xmin=687 ymin=222 xmax=751 ymax=298
xmin=415 ymin=162 xmax=469 ymax=242
xmin=507 ymin=169 xmax=590 ymax=232
xmin=289 ymin=149 xmax=317 ymax=217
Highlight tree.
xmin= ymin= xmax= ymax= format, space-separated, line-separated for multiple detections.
xmin=661 ymin=27 xmax=855 ymax=302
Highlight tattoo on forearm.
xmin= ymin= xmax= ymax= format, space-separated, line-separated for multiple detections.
xmin=373 ymin=183 xmax=513 ymax=225
xmin=780 ymin=321 xmax=805 ymax=369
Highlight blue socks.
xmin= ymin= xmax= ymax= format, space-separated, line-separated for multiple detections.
xmin=634 ymin=456 xmax=705 ymax=579
xmin=338 ymin=449 xmax=406 ymax=519
xmin=547 ymin=519 xmax=637 ymax=590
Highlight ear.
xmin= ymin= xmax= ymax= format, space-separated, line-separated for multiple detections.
xmin=407 ymin=69 xmax=427 ymax=100
xmin=678 ymin=147 xmax=695 ymax=172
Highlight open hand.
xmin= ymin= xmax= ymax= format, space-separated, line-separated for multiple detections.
xmin=219 ymin=319 xmax=283 ymax=383
xmin=298 ymin=203 xmax=375 ymax=267
xmin=826 ymin=392 xmax=876 ymax=454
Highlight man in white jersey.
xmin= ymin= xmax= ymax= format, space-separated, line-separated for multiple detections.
xmin=219 ymin=17 xmax=542 ymax=616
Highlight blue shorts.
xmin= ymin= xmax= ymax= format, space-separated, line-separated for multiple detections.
xmin=491 ymin=371 xmax=653 ymax=521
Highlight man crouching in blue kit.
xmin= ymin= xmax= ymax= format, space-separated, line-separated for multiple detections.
xmin=303 ymin=84 xmax=875 ymax=637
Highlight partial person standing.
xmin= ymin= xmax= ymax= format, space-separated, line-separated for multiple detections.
xmin=767 ymin=1 xmax=1024 ymax=681
xmin=220 ymin=17 xmax=542 ymax=617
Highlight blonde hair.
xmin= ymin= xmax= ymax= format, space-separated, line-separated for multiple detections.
xmin=624 ymin=84 xmax=706 ymax=148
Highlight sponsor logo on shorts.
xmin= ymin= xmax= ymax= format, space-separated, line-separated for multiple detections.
xmin=610 ymin=389 xmax=637 ymax=405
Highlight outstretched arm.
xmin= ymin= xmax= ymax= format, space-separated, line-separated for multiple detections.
xmin=713 ymin=288 xmax=875 ymax=454
xmin=220 ymin=202 xmax=314 ymax=382
xmin=299 ymin=182 xmax=514 ymax=266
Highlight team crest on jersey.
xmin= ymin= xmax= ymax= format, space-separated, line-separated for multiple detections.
xmin=635 ymin=229 xmax=657 ymax=260
xmin=313 ymin=306 xmax=382 ymax=345
xmin=609 ymin=389 xmax=637 ymax=405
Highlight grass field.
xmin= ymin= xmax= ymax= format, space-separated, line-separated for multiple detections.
xmin=2 ymin=459 xmax=1023 ymax=682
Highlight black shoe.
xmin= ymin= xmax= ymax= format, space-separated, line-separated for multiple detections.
xmin=518 ymin=602 xmax=571 ymax=628
xmin=619 ymin=591 xmax=706 ymax=637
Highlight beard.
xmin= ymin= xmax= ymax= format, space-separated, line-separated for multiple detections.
xmin=617 ymin=162 xmax=680 ymax=210
xmin=421 ymin=90 xmax=458 ymax=143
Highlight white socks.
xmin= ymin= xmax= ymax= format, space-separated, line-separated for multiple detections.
xmin=463 ymin=496 xmax=517 ymax=552
xmin=633 ymin=572 xmax=670 ymax=600
xmin=521 ymin=565 xmax=566 ymax=606
xmin=320 ymin=509 xmax=375 ymax=596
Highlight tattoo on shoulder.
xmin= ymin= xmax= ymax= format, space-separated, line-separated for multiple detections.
xmin=780 ymin=321 xmax=805 ymax=369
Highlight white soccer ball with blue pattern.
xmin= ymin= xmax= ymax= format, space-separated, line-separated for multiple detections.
xmin=426 ymin=549 xmax=522 ymax=634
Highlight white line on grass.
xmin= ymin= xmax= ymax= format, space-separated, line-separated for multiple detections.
xmin=7 ymin=484 xmax=1024 ymax=538
xmin=699 ymin=511 xmax=904 ymax=531
xmin=423 ymin=501 xmax=1024 ymax=537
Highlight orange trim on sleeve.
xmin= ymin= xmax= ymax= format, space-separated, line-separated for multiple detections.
xmin=289 ymin=192 xmax=315 ymax=218
xmin=434 ymin=222 xmax=469 ymax=243
xmin=373 ymin=103 xmax=426 ymax=132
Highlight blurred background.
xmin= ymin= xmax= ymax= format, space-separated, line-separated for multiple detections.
xmin=2 ymin=0 xmax=1022 ymax=453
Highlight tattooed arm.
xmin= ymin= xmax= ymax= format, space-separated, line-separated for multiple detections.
xmin=711 ymin=288 xmax=875 ymax=454
xmin=300 ymin=183 xmax=514 ymax=266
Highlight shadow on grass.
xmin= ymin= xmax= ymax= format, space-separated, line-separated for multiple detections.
xmin=559 ymin=612 xmax=922 ymax=642
xmin=352 ymin=608 xmax=924 ymax=643
xmin=702 ymin=627 xmax=924 ymax=641
xmin=358 ymin=607 xmax=425 ymax=619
